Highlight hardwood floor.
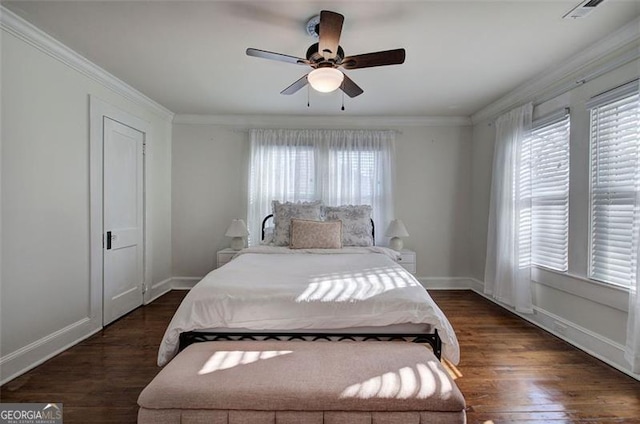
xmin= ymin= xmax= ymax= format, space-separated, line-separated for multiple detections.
xmin=1 ymin=290 xmax=639 ymax=423
xmin=432 ymin=291 xmax=640 ymax=423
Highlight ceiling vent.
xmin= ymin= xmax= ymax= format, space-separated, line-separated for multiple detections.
xmin=563 ymin=0 xmax=606 ymax=19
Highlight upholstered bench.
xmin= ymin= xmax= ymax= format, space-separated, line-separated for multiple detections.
xmin=138 ymin=340 xmax=466 ymax=424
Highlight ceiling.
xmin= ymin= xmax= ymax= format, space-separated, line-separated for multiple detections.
xmin=4 ymin=1 xmax=640 ymax=117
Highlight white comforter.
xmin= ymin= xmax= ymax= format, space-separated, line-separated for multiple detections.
xmin=158 ymin=246 xmax=460 ymax=366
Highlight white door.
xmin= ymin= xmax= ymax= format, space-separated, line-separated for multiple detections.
xmin=103 ymin=117 xmax=144 ymax=325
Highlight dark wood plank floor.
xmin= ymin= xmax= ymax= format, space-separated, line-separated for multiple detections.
xmin=1 ymin=290 xmax=639 ymax=423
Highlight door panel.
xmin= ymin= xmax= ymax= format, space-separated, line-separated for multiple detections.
xmin=103 ymin=117 xmax=144 ymax=325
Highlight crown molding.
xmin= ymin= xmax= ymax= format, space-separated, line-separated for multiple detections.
xmin=172 ymin=114 xmax=472 ymax=128
xmin=0 ymin=6 xmax=174 ymax=121
xmin=471 ymin=16 xmax=640 ymax=124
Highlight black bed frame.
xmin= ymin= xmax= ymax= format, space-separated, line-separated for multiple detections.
xmin=178 ymin=214 xmax=444 ymax=360
xmin=180 ymin=330 xmax=442 ymax=359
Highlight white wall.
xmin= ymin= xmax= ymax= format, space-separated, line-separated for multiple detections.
xmin=470 ymin=120 xmax=495 ymax=281
xmin=395 ymin=126 xmax=472 ymax=278
xmin=0 ymin=23 xmax=172 ymax=382
xmin=171 ymin=120 xmax=472 ymax=282
xmin=172 ymin=125 xmax=248 ymax=277
xmin=470 ymin=47 xmax=639 ymax=376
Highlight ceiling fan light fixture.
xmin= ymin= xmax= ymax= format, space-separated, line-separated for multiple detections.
xmin=308 ymin=68 xmax=344 ymax=93
xmin=247 ymin=10 xmax=405 ymax=98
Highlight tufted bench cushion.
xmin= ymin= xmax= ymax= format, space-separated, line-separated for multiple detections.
xmin=138 ymin=340 xmax=466 ymax=424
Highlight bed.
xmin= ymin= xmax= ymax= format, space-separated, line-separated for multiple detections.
xmin=157 ymin=241 xmax=460 ymax=367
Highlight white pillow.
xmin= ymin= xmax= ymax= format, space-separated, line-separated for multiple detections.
xmin=323 ymin=205 xmax=373 ymax=246
xmin=272 ymin=200 xmax=323 ymax=246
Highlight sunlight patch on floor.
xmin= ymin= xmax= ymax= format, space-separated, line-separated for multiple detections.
xmin=442 ymin=358 xmax=463 ymax=380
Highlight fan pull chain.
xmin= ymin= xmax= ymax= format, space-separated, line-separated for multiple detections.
xmin=307 ymin=85 xmax=310 ymax=108
xmin=341 ymin=83 xmax=345 ymax=111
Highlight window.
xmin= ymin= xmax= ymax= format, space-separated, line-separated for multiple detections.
xmin=325 ymin=149 xmax=378 ymax=207
xmin=525 ymin=110 xmax=571 ymax=272
xmin=247 ymin=129 xmax=395 ymax=245
xmin=268 ymin=145 xmax=316 ymax=201
xmin=588 ymin=81 xmax=640 ymax=287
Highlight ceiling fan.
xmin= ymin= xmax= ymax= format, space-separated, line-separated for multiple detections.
xmin=246 ymin=10 xmax=406 ymax=98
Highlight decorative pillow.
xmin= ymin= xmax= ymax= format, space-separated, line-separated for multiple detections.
xmin=272 ymin=200 xmax=323 ymax=246
xmin=323 ymin=205 xmax=373 ymax=246
xmin=290 ymin=219 xmax=343 ymax=249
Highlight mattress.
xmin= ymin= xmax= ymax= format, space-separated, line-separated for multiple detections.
xmin=158 ymin=246 xmax=460 ymax=366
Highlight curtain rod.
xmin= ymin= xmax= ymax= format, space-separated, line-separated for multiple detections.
xmin=534 ymin=48 xmax=639 ymax=108
xmin=231 ymin=128 xmax=403 ymax=135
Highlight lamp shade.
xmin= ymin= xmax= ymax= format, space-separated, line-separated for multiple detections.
xmin=225 ymin=219 xmax=249 ymax=237
xmin=385 ymin=219 xmax=409 ymax=238
xmin=308 ymin=68 xmax=344 ymax=93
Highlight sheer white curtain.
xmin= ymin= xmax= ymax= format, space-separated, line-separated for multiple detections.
xmin=323 ymin=130 xmax=395 ymax=245
xmin=629 ymin=243 xmax=640 ymax=373
xmin=248 ymin=129 xmax=319 ymax=244
xmin=627 ymin=92 xmax=640 ymax=373
xmin=484 ymin=103 xmax=534 ymax=313
xmin=248 ymin=129 xmax=395 ymax=245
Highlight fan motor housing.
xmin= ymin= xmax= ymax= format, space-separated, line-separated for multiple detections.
xmin=306 ymin=42 xmax=344 ymax=65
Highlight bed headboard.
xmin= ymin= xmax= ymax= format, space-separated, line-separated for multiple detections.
xmin=261 ymin=214 xmax=375 ymax=245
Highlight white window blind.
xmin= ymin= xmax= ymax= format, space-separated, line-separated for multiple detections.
xmin=526 ymin=110 xmax=571 ymax=271
xmin=588 ymin=80 xmax=640 ymax=287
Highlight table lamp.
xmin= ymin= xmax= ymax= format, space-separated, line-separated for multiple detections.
xmin=225 ymin=219 xmax=249 ymax=250
xmin=385 ymin=219 xmax=409 ymax=251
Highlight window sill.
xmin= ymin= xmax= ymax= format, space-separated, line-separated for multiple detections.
xmin=531 ymin=266 xmax=629 ymax=313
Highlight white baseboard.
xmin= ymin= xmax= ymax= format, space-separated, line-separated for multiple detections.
xmin=530 ymin=306 xmax=629 ymax=370
xmin=0 ymin=317 xmax=102 ymax=385
xmin=418 ymin=277 xmax=478 ymax=290
xmin=171 ymin=276 xmax=202 ymax=290
xmin=1 ymin=276 xmax=175 ymax=385
xmin=0 ymin=276 xmax=199 ymax=385
xmin=467 ymin=278 xmax=485 ymax=292
xmin=466 ymin=278 xmax=640 ymax=381
xmin=146 ymin=277 xmax=173 ymax=304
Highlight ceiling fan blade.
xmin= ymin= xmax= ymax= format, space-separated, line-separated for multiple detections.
xmin=340 ymin=74 xmax=364 ymax=98
xmin=246 ymin=48 xmax=309 ymax=65
xmin=281 ymin=74 xmax=309 ymax=95
xmin=341 ymin=48 xmax=406 ymax=70
xmin=318 ymin=10 xmax=344 ymax=60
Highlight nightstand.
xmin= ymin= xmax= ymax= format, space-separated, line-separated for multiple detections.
xmin=217 ymin=248 xmax=238 ymax=268
xmin=396 ymin=249 xmax=416 ymax=274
